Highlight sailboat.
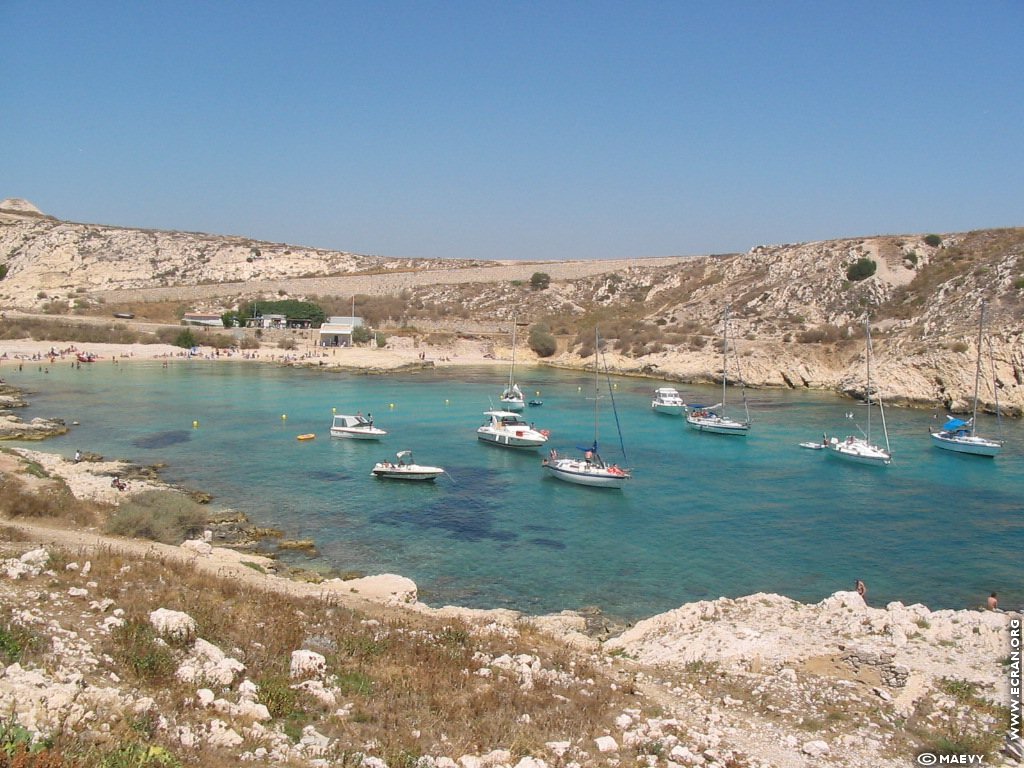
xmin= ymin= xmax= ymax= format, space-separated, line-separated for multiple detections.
xmin=685 ymin=305 xmax=751 ymax=435
xmin=827 ymin=318 xmax=892 ymax=466
xmin=499 ymin=318 xmax=525 ymax=412
xmin=543 ymin=328 xmax=631 ymax=489
xmin=930 ymin=301 xmax=1003 ymax=457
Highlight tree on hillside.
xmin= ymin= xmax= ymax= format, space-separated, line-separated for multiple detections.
xmin=528 ymin=323 xmax=557 ymax=357
xmin=530 ymin=272 xmax=551 ymax=291
xmin=846 ymin=258 xmax=877 ymax=282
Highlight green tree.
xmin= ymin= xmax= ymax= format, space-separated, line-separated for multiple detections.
xmin=529 ymin=272 xmax=551 ymax=290
xmin=351 ymin=325 xmax=373 ymax=344
xmin=174 ymin=329 xmax=198 ymax=349
xmin=923 ymin=234 xmax=942 ymax=247
xmin=846 ymin=258 xmax=877 ymax=282
xmin=528 ymin=323 xmax=557 ymax=357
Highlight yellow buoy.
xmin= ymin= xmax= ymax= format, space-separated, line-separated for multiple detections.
xmin=192 ymin=420 xmax=199 ymax=428
xmin=281 ymin=414 xmax=287 ymax=420
xmin=332 ymin=407 xmax=336 ymax=414
xmin=389 ymin=403 xmax=395 ymax=409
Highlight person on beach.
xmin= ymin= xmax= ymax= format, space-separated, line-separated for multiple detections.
xmin=855 ymin=579 xmax=867 ymax=603
xmin=987 ymin=592 xmax=1000 ymax=611
xmin=74 ymin=449 xmax=81 ymax=463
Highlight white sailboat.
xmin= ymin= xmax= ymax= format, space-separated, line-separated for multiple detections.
xmin=499 ymin=319 xmax=525 ymax=412
xmin=543 ymin=328 xmax=631 ymax=489
xmin=930 ymin=301 xmax=1003 ymax=457
xmin=828 ymin=318 xmax=892 ymax=466
xmin=685 ymin=305 xmax=751 ymax=435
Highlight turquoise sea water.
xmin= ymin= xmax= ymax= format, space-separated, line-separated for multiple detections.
xmin=5 ymin=359 xmax=1022 ymax=622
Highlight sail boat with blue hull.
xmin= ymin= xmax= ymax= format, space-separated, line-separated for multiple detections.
xmin=930 ymin=301 xmax=1003 ymax=457
xmin=543 ymin=329 xmax=631 ymax=489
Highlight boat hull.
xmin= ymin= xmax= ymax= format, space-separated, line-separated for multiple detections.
xmin=827 ymin=439 xmax=891 ymax=466
xmin=544 ymin=459 xmax=629 ymax=489
xmin=371 ymin=465 xmax=443 ymax=481
xmin=477 ymin=430 xmax=547 ymax=448
xmin=930 ymin=432 xmax=1001 ymax=457
xmin=331 ymin=427 xmax=387 ymax=440
xmin=686 ymin=415 xmax=750 ymax=435
xmin=498 ymin=397 xmax=525 ymax=412
xmin=652 ymin=403 xmax=685 ymax=416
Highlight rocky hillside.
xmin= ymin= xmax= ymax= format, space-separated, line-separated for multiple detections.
xmin=2 ymin=198 xmax=1023 ymax=413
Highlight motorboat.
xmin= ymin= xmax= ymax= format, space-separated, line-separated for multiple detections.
xmin=330 ymin=413 xmax=387 ymax=440
xmin=929 ymin=301 xmax=1003 ymax=457
xmin=371 ymin=451 xmax=445 ymax=481
xmin=685 ymin=306 xmax=750 ymax=435
xmin=544 ymin=328 xmax=631 ymax=489
xmin=651 ymin=387 xmax=685 ymax=415
xmin=827 ymin=319 xmax=892 ymax=467
xmin=477 ymin=410 xmax=550 ymax=449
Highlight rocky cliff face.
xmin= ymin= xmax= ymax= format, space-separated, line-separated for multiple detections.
xmin=2 ymin=198 xmax=1023 ymax=413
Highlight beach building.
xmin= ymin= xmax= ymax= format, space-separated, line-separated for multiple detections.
xmin=181 ymin=312 xmax=223 ymax=327
xmin=318 ymin=316 xmax=363 ymax=347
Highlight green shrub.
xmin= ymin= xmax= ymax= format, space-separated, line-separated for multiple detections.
xmin=0 ymin=264 xmax=7 ymax=280
xmin=104 ymin=490 xmax=207 ymax=544
xmin=173 ymin=329 xmax=197 ymax=349
xmin=1014 ymin=277 xmax=1024 ymax=290
xmin=846 ymin=257 xmax=877 ymax=281
xmin=352 ymin=325 xmax=372 ymax=344
xmin=111 ymin=620 xmax=176 ymax=683
xmin=374 ymin=332 xmax=387 ymax=347
xmin=530 ymin=272 xmax=551 ymax=290
xmin=528 ymin=324 xmax=557 ymax=357
xmin=924 ymin=234 xmax=942 ymax=247
xmin=905 ymin=251 xmax=918 ymax=265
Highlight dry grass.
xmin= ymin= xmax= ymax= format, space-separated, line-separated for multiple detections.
xmin=0 ymin=531 xmax=654 ymax=768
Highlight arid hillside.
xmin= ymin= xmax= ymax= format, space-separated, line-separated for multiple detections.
xmin=2 ymin=198 xmax=1023 ymax=413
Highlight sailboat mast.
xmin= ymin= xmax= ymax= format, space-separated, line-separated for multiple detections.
xmin=508 ymin=319 xmax=517 ymax=391
xmin=865 ymin=318 xmax=872 ymax=443
xmin=594 ymin=327 xmax=600 ymax=448
xmin=722 ymin=305 xmax=729 ymax=408
xmin=971 ymin=302 xmax=985 ymax=437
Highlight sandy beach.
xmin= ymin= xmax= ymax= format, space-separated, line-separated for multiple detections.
xmin=0 ymin=333 xmax=516 ymax=372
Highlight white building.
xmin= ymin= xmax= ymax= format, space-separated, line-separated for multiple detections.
xmin=318 ymin=316 xmax=364 ymax=347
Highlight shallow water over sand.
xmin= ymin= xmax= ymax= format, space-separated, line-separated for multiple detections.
xmin=8 ymin=359 xmax=1023 ymax=621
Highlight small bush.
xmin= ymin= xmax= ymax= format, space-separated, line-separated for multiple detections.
xmin=105 ymin=490 xmax=208 ymax=544
xmin=846 ymin=258 xmax=877 ymax=281
xmin=111 ymin=619 xmax=176 ymax=683
xmin=530 ymin=272 xmax=551 ymax=290
xmin=1014 ymin=277 xmax=1024 ymax=290
xmin=173 ymin=329 xmax=197 ymax=349
xmin=0 ymin=264 xmax=8 ymax=280
xmin=528 ymin=324 xmax=557 ymax=357
xmin=352 ymin=325 xmax=373 ymax=345
xmin=924 ymin=234 xmax=942 ymax=247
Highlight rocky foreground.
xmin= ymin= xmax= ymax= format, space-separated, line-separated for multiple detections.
xmin=0 ymin=445 xmax=1020 ymax=767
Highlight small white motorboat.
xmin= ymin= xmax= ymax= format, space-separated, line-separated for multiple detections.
xmin=651 ymin=386 xmax=685 ymax=415
xmin=477 ymin=410 xmax=550 ymax=449
xmin=330 ymin=413 xmax=387 ymax=440
xmin=799 ymin=441 xmax=826 ymax=450
xmin=371 ymin=451 xmax=445 ymax=481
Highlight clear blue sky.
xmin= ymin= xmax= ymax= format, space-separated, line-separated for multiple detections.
xmin=2 ymin=1 xmax=1021 ymax=261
